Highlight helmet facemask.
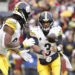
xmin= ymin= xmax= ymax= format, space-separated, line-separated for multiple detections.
xmin=18 ymin=4 xmax=31 ymax=24
xmin=18 ymin=9 xmax=30 ymax=23
xmin=39 ymin=20 xmax=53 ymax=32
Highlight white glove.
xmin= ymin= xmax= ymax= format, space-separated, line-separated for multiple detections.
xmin=20 ymin=50 xmax=33 ymax=63
xmin=23 ymin=38 xmax=35 ymax=48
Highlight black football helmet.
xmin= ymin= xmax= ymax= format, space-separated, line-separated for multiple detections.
xmin=13 ymin=2 xmax=31 ymax=24
xmin=39 ymin=11 xmax=53 ymax=31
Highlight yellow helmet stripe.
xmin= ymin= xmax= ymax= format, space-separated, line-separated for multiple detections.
xmin=15 ymin=2 xmax=22 ymax=12
xmin=6 ymin=20 xmax=16 ymax=31
xmin=45 ymin=11 xmax=47 ymax=21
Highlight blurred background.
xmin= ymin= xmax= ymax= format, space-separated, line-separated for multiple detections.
xmin=0 ymin=0 xmax=75 ymax=75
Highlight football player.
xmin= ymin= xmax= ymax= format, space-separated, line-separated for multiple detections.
xmin=0 ymin=2 xmax=36 ymax=75
xmin=30 ymin=11 xmax=63 ymax=75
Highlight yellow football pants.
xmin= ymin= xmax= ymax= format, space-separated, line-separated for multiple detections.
xmin=37 ymin=55 xmax=61 ymax=75
xmin=0 ymin=55 xmax=9 ymax=75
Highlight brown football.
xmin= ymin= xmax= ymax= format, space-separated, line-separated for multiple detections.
xmin=47 ymin=33 xmax=58 ymax=43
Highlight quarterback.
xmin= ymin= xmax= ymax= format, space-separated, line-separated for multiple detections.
xmin=30 ymin=11 xmax=63 ymax=75
xmin=0 ymin=2 xmax=36 ymax=75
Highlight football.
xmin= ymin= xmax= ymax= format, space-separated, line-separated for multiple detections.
xmin=47 ymin=33 xmax=58 ymax=43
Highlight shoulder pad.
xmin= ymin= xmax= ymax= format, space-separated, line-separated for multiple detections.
xmin=49 ymin=26 xmax=63 ymax=36
xmin=56 ymin=26 xmax=63 ymax=36
xmin=30 ymin=32 xmax=37 ymax=37
xmin=58 ymin=29 xmax=63 ymax=36
xmin=5 ymin=18 xmax=17 ymax=31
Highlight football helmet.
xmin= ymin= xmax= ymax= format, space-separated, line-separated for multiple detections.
xmin=13 ymin=2 xmax=31 ymax=23
xmin=39 ymin=11 xmax=53 ymax=31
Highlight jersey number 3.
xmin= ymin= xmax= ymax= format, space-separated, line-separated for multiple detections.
xmin=45 ymin=43 xmax=51 ymax=55
xmin=45 ymin=43 xmax=51 ymax=50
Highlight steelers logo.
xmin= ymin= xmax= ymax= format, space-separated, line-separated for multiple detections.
xmin=46 ymin=56 xmax=52 ymax=62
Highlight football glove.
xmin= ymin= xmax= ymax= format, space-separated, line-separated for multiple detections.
xmin=19 ymin=50 xmax=33 ymax=63
xmin=22 ymin=38 xmax=35 ymax=48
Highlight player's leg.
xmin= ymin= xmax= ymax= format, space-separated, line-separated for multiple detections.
xmin=0 ymin=70 xmax=3 ymax=75
xmin=0 ymin=55 xmax=9 ymax=75
xmin=37 ymin=59 xmax=50 ymax=75
xmin=51 ymin=55 xmax=61 ymax=75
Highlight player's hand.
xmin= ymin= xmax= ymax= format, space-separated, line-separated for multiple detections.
xmin=23 ymin=38 xmax=35 ymax=47
xmin=19 ymin=50 xmax=33 ymax=63
xmin=72 ymin=50 xmax=75 ymax=57
xmin=50 ymin=44 xmax=57 ymax=52
xmin=42 ymin=50 xmax=49 ymax=59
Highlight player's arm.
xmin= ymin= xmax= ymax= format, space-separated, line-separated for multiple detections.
xmin=55 ymin=28 xmax=63 ymax=52
xmin=22 ymin=32 xmax=49 ymax=58
xmin=31 ymin=45 xmax=49 ymax=59
xmin=56 ymin=34 xmax=63 ymax=52
xmin=4 ymin=25 xmax=19 ymax=48
xmin=4 ymin=25 xmax=35 ymax=49
xmin=49 ymin=29 xmax=63 ymax=52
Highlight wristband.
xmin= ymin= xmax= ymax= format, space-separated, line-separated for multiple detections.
xmin=22 ymin=41 xmax=27 ymax=48
xmin=57 ymin=46 xmax=61 ymax=52
xmin=40 ymin=50 xmax=43 ymax=54
xmin=17 ymin=51 xmax=21 ymax=55
xmin=20 ymin=43 xmax=24 ymax=48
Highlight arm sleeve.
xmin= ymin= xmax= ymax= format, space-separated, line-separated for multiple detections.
xmin=56 ymin=35 xmax=63 ymax=45
xmin=56 ymin=27 xmax=63 ymax=45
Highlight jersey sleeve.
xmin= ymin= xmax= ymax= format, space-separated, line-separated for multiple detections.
xmin=5 ymin=19 xmax=17 ymax=31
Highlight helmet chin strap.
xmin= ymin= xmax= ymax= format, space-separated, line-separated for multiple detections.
xmin=21 ymin=12 xmax=27 ymax=23
xmin=43 ymin=27 xmax=50 ymax=31
xmin=21 ymin=12 xmax=29 ymax=28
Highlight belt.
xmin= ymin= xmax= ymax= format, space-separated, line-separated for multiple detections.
xmin=39 ymin=52 xmax=59 ymax=65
